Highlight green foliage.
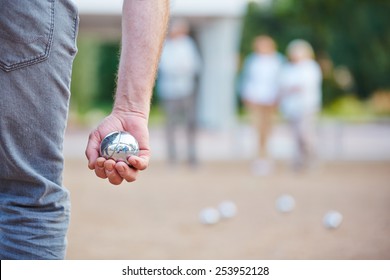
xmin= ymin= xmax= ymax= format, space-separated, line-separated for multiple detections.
xmin=70 ymin=39 xmax=120 ymax=120
xmin=240 ymin=0 xmax=390 ymax=105
xmin=70 ymin=39 xmax=127 ymax=116
xmin=94 ymin=42 xmax=120 ymax=111
xmin=70 ymin=37 xmax=161 ymax=122
xmin=322 ymin=77 xmax=345 ymax=108
xmin=70 ymin=38 xmax=100 ymax=115
xmin=322 ymin=95 xmax=373 ymax=121
xmin=326 ymin=0 xmax=390 ymax=99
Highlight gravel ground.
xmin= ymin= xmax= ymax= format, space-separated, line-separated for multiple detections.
xmin=64 ymin=159 xmax=390 ymax=259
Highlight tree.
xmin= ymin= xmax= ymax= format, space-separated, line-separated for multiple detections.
xmin=240 ymin=0 xmax=390 ymax=104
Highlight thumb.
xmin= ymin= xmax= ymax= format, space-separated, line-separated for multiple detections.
xmin=85 ymin=130 xmax=102 ymax=170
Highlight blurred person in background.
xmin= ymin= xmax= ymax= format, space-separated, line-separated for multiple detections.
xmin=157 ymin=19 xmax=202 ymax=166
xmin=240 ymin=35 xmax=284 ymax=176
xmin=278 ymin=39 xmax=322 ymax=171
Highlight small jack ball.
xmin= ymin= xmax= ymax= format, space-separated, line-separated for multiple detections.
xmin=100 ymin=131 xmax=139 ymax=164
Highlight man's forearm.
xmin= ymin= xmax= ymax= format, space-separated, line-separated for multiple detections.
xmin=114 ymin=0 xmax=169 ymax=118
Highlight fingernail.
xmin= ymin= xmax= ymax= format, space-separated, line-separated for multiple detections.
xmin=117 ymin=165 xmax=125 ymax=173
xmin=106 ymin=166 xmax=113 ymax=172
xmin=97 ymin=159 xmax=105 ymax=168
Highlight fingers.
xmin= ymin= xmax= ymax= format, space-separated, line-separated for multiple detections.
xmin=86 ymin=130 xmax=101 ymax=170
xmin=94 ymin=157 xmax=108 ymax=179
xmin=104 ymin=160 xmax=124 ymax=185
xmin=89 ymin=157 xmax=147 ymax=185
xmin=115 ymin=162 xmax=139 ymax=183
xmin=127 ymin=155 xmax=149 ymax=171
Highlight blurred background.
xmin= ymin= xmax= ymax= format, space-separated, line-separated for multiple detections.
xmin=64 ymin=0 xmax=390 ymax=259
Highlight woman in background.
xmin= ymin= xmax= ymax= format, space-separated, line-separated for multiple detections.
xmin=240 ymin=35 xmax=284 ymax=176
xmin=278 ymin=39 xmax=322 ymax=170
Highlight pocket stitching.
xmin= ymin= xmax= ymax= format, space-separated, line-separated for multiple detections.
xmin=0 ymin=1 xmax=55 ymax=72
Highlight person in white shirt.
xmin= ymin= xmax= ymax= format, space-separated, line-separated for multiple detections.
xmin=157 ymin=19 xmax=202 ymax=166
xmin=240 ymin=35 xmax=284 ymax=175
xmin=278 ymin=39 xmax=322 ymax=170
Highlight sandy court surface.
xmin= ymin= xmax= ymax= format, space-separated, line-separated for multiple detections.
xmin=64 ymin=159 xmax=390 ymax=260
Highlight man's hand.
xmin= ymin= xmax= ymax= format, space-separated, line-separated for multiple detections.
xmin=85 ymin=0 xmax=168 ymax=185
xmin=85 ymin=111 xmax=151 ymax=185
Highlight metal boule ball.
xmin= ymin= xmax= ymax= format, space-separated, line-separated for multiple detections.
xmin=275 ymin=194 xmax=296 ymax=213
xmin=218 ymin=201 xmax=237 ymax=219
xmin=323 ymin=210 xmax=343 ymax=229
xmin=199 ymin=207 xmax=220 ymax=225
xmin=100 ymin=131 xmax=139 ymax=164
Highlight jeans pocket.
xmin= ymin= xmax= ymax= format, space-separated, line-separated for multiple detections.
xmin=0 ymin=0 xmax=55 ymax=72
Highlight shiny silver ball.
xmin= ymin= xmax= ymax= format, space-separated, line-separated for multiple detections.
xmin=276 ymin=194 xmax=295 ymax=213
xmin=323 ymin=210 xmax=343 ymax=229
xmin=218 ymin=201 xmax=237 ymax=219
xmin=100 ymin=131 xmax=139 ymax=164
xmin=199 ymin=207 xmax=220 ymax=225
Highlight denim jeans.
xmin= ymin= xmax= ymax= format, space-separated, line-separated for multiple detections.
xmin=0 ymin=0 xmax=79 ymax=259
